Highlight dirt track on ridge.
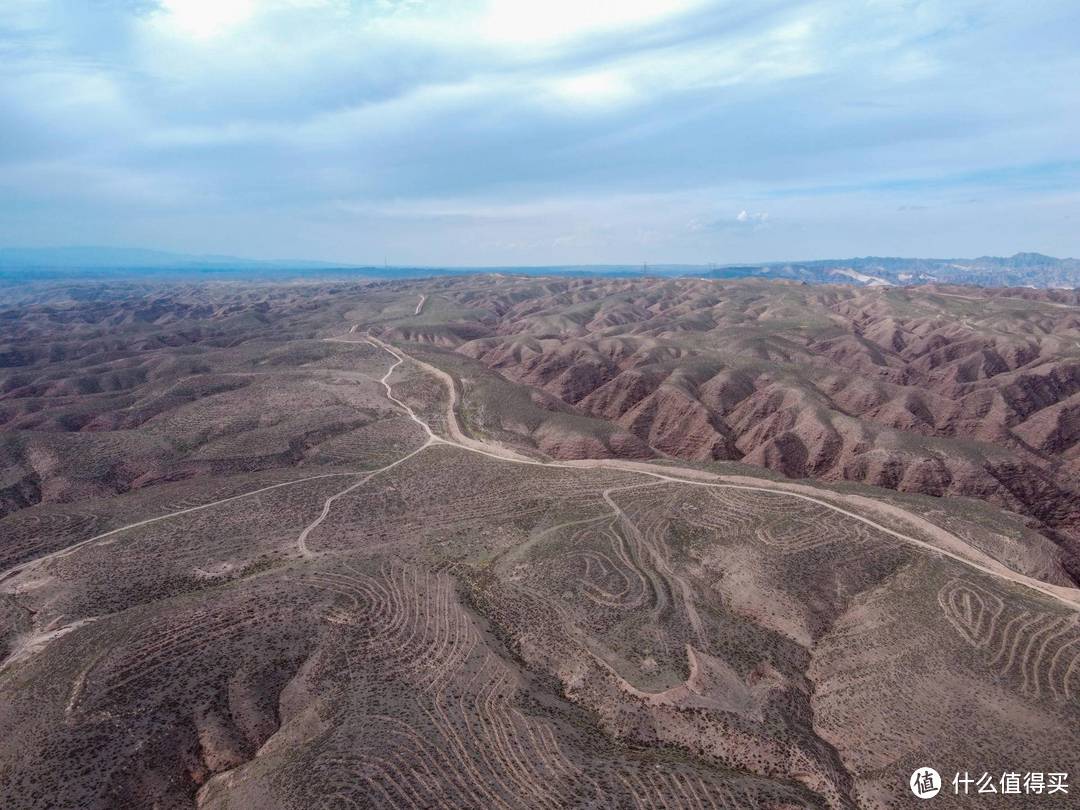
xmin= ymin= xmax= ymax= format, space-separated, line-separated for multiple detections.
xmin=360 ymin=333 xmax=1080 ymax=612
xmin=5 ymin=329 xmax=1078 ymax=615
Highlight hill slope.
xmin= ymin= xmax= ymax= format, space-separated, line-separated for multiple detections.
xmin=1 ymin=278 xmax=1078 ymax=809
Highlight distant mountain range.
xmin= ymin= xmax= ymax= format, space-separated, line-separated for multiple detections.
xmin=1 ymin=247 xmax=1077 ymax=288
xmin=694 ymin=252 xmax=1080 ymax=288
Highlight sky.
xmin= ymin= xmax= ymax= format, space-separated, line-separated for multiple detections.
xmin=1 ymin=0 xmax=1079 ymax=265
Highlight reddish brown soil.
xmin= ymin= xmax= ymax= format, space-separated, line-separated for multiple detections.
xmin=377 ymin=277 xmax=1080 ymax=581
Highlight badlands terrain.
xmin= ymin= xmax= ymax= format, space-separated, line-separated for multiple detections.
xmin=1 ymin=276 xmax=1079 ymax=808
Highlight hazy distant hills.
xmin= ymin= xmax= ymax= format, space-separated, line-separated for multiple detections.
xmin=0 ymin=246 xmax=362 ymax=282
xmin=698 ymin=252 xmax=1080 ymax=288
xmin=2 ymin=247 xmax=1078 ymax=288
xmin=0 ymin=246 xmax=343 ymax=269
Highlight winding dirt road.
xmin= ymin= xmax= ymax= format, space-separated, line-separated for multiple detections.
xmin=359 ymin=333 xmax=1080 ymax=612
xmin=295 ymin=339 xmax=442 ymax=556
xmin=0 ymin=471 xmax=361 ymax=586
xmin=5 ymin=329 xmax=1079 ymax=616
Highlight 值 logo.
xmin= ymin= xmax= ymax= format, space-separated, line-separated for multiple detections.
xmin=910 ymin=768 xmax=941 ymax=799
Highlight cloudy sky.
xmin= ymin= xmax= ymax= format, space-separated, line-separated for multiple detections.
xmin=1 ymin=0 xmax=1078 ymax=265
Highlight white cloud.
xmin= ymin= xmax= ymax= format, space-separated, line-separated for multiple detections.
xmin=686 ymin=209 xmax=772 ymax=236
xmin=547 ymin=69 xmax=637 ymax=107
xmin=155 ymin=0 xmax=257 ymax=39
xmin=1 ymin=0 xmax=1079 ymax=262
xmin=477 ymin=0 xmax=704 ymax=46
xmin=736 ymin=210 xmax=769 ymax=224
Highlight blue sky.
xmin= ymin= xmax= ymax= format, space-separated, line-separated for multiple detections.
xmin=1 ymin=0 xmax=1078 ymax=264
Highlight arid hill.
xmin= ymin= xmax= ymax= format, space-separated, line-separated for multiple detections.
xmin=374 ymin=277 xmax=1080 ymax=583
xmin=1 ymin=278 xmax=1078 ymax=809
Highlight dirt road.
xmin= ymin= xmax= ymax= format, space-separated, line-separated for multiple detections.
xmin=0 ymin=471 xmax=362 ymax=586
xmin=6 ymin=329 xmax=1079 ymax=616
xmin=295 ymin=340 xmax=441 ymax=555
xmin=363 ymin=333 xmax=1080 ymax=612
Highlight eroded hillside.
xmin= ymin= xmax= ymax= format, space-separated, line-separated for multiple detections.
xmin=374 ymin=277 xmax=1080 ymax=583
xmin=1 ymin=278 xmax=1078 ymax=809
